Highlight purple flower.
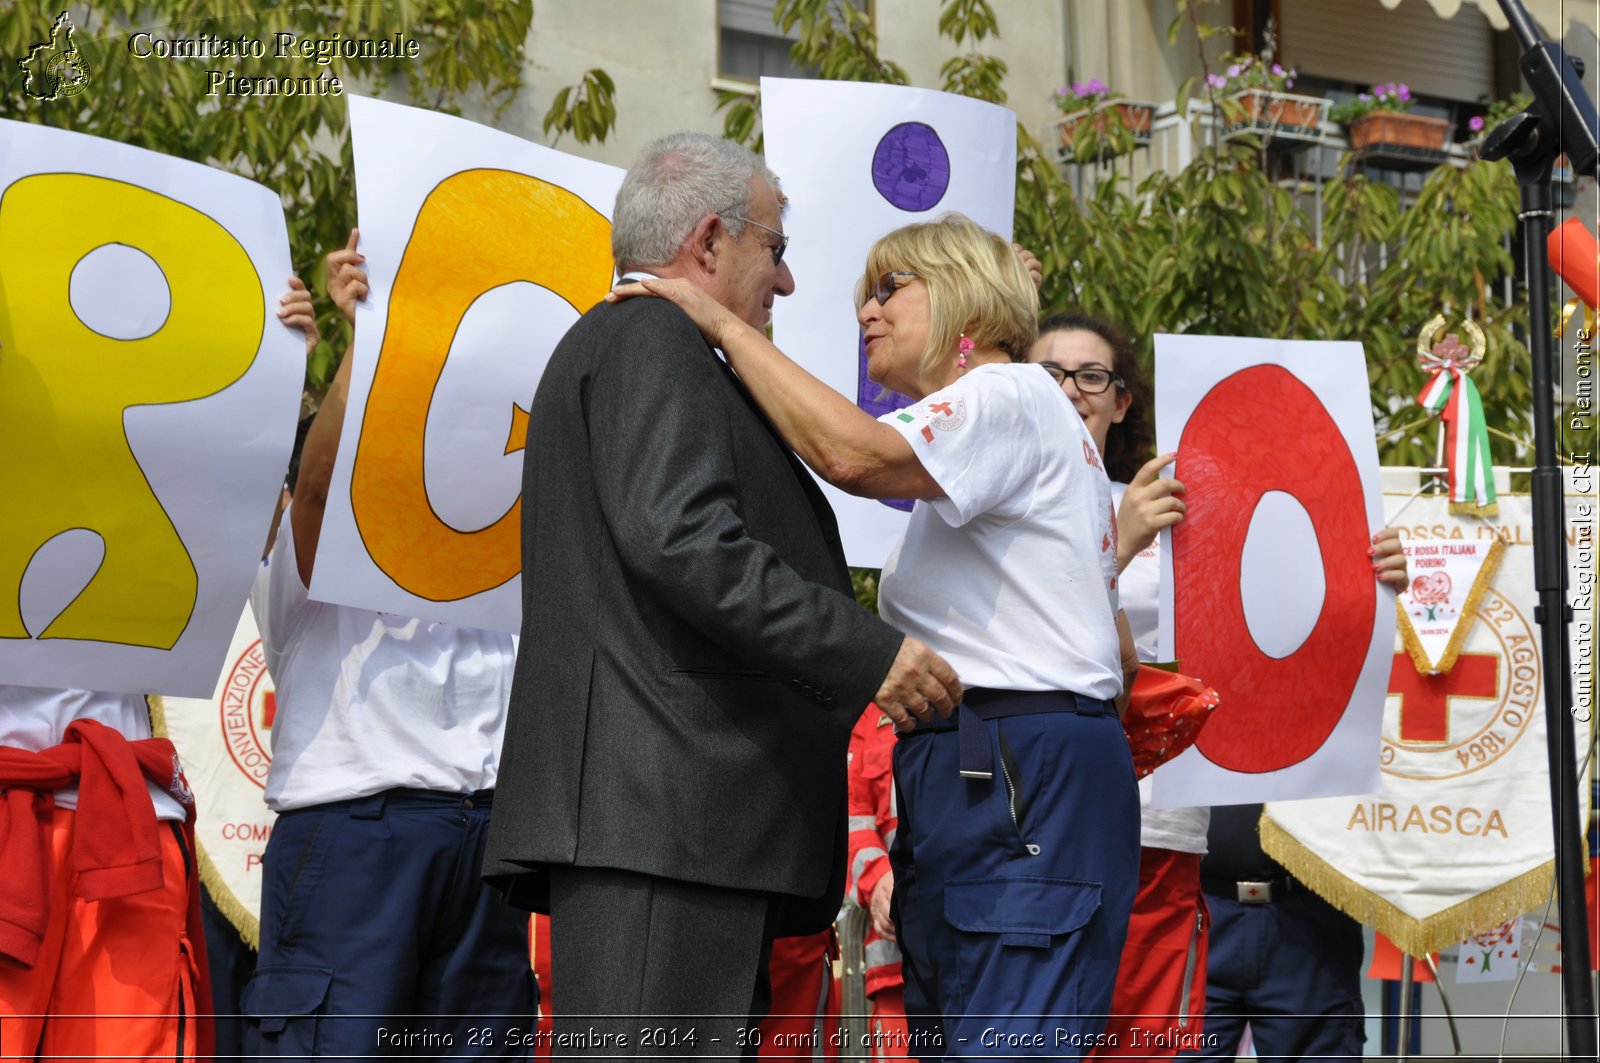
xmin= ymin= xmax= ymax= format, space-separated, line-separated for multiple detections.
xmin=1072 ymin=81 xmax=1085 ymax=96
xmin=1469 ymin=115 xmax=1485 ymax=132
xmin=1397 ymin=84 xmax=1412 ymax=101
xmin=1087 ymin=77 xmax=1107 ymax=94
xmin=1285 ymin=78 xmax=1294 ymax=89
xmin=1359 ymin=93 xmax=1371 ymax=102
xmin=1271 ymin=63 xmax=1284 ymax=76
xmin=1056 ymin=85 xmax=1069 ymax=96
xmin=1207 ymin=73 xmax=1226 ymax=89
xmin=1227 ymin=64 xmax=1242 ymax=77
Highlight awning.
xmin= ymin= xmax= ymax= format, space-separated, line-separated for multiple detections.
xmin=1378 ymin=0 xmax=1599 ymax=37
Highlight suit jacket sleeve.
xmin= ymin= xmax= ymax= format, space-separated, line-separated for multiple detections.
xmin=587 ymin=301 xmax=902 ymax=711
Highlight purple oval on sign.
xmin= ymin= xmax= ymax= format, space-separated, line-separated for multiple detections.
xmin=872 ymin=123 xmax=950 ymax=213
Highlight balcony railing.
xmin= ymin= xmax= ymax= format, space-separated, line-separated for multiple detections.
xmin=1050 ymin=99 xmax=1478 ymax=217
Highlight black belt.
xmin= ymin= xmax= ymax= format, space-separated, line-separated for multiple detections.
xmin=1202 ymin=873 xmax=1299 ymax=904
xmin=901 ymin=687 xmax=1115 ymax=779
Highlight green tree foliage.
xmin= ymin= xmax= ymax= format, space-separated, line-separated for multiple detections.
xmin=1 ymin=2 xmax=612 ymax=395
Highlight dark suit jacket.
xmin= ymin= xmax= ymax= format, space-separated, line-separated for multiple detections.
xmin=484 ymin=296 xmax=903 ymax=935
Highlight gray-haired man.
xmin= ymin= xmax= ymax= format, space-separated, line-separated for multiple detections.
xmin=484 ymin=132 xmax=960 ymax=1048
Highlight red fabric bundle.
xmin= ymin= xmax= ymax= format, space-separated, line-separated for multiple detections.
xmin=1122 ymin=664 xmax=1220 ymax=779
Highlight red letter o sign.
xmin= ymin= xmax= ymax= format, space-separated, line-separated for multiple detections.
xmin=1175 ymin=365 xmax=1374 ymax=772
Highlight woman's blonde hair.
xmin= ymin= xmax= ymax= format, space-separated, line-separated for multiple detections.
xmin=859 ymin=213 xmax=1039 ymax=379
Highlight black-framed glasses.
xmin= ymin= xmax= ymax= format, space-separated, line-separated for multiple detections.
xmin=1037 ymin=361 xmax=1123 ymax=395
xmin=728 ymin=214 xmax=789 ymax=266
xmin=866 ymin=270 xmax=920 ymax=306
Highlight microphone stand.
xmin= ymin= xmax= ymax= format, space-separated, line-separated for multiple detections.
xmin=1481 ymin=2 xmax=1598 ymax=1059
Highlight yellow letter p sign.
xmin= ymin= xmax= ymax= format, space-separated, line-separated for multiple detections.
xmin=0 ymin=174 xmax=261 ymax=649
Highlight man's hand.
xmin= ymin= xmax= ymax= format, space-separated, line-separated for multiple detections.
xmin=874 ymin=636 xmax=962 ymax=732
xmin=1371 ymin=527 xmax=1410 ymax=592
xmin=328 ymin=228 xmax=368 ymax=325
xmin=869 ymin=872 xmax=896 ymax=941
xmin=276 ymin=276 xmax=320 ymax=356
xmin=1117 ymin=452 xmax=1184 ymax=572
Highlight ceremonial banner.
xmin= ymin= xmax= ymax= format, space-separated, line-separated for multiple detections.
xmin=762 ymin=78 xmax=1017 ymax=567
xmin=1262 ymin=489 xmax=1597 ymax=956
xmin=311 ymin=95 xmax=624 ymax=631
xmin=0 ymin=119 xmax=303 ymax=697
xmin=150 ymin=607 xmax=278 ymax=944
xmin=1398 ymin=538 xmax=1505 ymax=673
xmin=1150 ymin=335 xmax=1393 ymax=806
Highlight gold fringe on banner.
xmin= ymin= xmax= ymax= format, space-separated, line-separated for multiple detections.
xmin=1260 ymin=812 xmax=1554 ymax=957
xmin=1395 ymin=537 xmax=1506 ymax=674
xmin=147 ymin=694 xmax=261 ymax=949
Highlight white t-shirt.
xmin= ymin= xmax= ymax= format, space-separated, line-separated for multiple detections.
xmin=251 ymin=507 xmax=515 ymax=812
xmin=1112 ymin=482 xmax=1209 ymax=854
xmin=0 ymin=684 xmax=186 ymax=821
xmin=878 ymin=363 xmax=1123 ymax=699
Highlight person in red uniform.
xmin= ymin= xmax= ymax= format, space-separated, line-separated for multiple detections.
xmin=847 ymin=704 xmax=913 ymax=1063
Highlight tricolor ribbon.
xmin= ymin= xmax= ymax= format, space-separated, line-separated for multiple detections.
xmin=1417 ymin=347 xmax=1497 ymax=517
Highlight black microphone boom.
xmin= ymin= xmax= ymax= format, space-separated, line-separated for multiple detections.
xmin=1476 ymin=3 xmax=1599 ymax=1061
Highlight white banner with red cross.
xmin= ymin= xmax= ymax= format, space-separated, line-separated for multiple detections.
xmin=150 ymin=607 xmax=277 ymax=945
xmin=1260 ymin=484 xmax=1595 ymax=956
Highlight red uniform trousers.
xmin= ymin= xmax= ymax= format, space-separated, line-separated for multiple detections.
xmin=0 ymin=721 xmax=210 ymax=1061
xmin=1090 ymin=847 xmax=1207 ymax=1060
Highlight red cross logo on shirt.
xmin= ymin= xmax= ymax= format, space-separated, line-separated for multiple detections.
xmin=928 ymin=402 xmax=954 ymax=416
xmin=1389 ymin=652 xmax=1499 ymax=744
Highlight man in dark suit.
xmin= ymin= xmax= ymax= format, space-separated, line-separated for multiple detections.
xmin=484 ymin=132 xmax=962 ymax=1050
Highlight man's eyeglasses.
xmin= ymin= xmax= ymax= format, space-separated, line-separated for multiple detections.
xmin=728 ymin=214 xmax=789 ymax=266
xmin=1037 ymin=361 xmax=1124 ymax=395
xmin=866 ymin=271 xmax=920 ymax=307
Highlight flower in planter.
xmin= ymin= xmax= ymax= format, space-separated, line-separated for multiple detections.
xmin=1329 ymin=82 xmax=1415 ymax=125
xmin=1206 ymin=51 xmax=1297 ymax=96
xmin=1054 ymin=77 xmax=1118 ymax=116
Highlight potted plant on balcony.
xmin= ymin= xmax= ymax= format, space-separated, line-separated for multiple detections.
xmin=1208 ymin=51 xmax=1329 ymax=147
xmin=1332 ymin=82 xmax=1451 ymax=168
xmin=1051 ymin=78 xmax=1156 ymax=164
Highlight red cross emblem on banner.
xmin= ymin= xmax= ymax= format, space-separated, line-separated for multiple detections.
xmin=1388 ymin=652 xmax=1499 ymax=743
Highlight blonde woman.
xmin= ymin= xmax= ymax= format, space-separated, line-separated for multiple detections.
xmin=615 ymin=213 xmax=1140 ymax=1058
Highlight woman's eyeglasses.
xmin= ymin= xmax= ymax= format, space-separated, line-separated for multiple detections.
xmin=866 ymin=271 xmax=920 ymax=306
xmin=1037 ymin=361 xmax=1124 ymax=395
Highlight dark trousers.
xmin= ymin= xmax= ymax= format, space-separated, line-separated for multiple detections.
xmin=243 ymin=789 xmax=537 ymax=1060
xmin=890 ymin=710 xmax=1140 ymax=1061
xmin=547 ymin=865 xmax=776 ymax=1059
xmin=201 ymin=887 xmax=256 ymax=1060
xmin=1180 ymin=889 xmax=1365 ymax=1062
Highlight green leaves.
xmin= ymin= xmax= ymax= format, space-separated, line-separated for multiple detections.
xmin=542 ymin=68 xmax=617 ymax=146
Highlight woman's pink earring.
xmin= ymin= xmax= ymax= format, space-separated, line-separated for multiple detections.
xmin=958 ymin=334 xmax=975 ymax=369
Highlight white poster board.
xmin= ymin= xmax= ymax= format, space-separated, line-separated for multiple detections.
xmin=310 ymin=95 xmax=624 ymax=631
xmin=0 ymin=119 xmax=301 ymax=697
xmin=762 ymin=77 xmax=1018 ymax=567
xmin=1150 ymin=334 xmax=1393 ymax=805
